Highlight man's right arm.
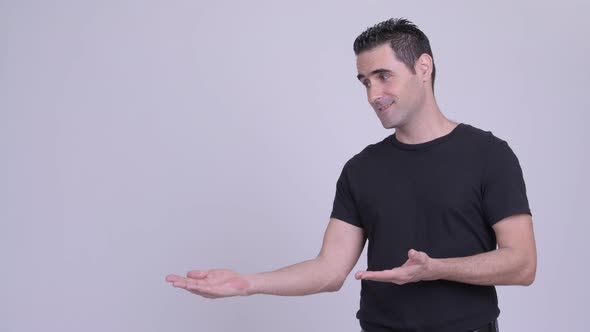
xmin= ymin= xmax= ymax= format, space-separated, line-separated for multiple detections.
xmin=246 ymin=218 xmax=365 ymax=296
xmin=165 ymin=218 xmax=365 ymax=298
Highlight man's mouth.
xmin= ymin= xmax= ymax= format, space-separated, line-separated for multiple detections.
xmin=377 ymin=101 xmax=394 ymax=112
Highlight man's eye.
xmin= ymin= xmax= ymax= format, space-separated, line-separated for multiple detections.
xmin=380 ymin=73 xmax=391 ymax=80
xmin=362 ymin=80 xmax=371 ymax=88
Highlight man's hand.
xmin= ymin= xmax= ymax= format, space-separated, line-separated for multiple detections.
xmin=166 ymin=269 xmax=250 ymax=299
xmin=354 ymin=249 xmax=436 ymax=285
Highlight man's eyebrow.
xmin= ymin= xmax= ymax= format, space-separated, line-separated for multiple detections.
xmin=357 ymin=68 xmax=392 ymax=81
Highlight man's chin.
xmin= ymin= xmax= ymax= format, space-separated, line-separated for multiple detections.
xmin=379 ymin=120 xmax=398 ymax=130
xmin=376 ymin=113 xmax=399 ymax=129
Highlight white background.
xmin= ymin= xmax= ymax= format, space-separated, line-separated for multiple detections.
xmin=1 ymin=0 xmax=588 ymax=331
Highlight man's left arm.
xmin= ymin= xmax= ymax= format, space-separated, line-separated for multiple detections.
xmin=356 ymin=213 xmax=537 ymax=286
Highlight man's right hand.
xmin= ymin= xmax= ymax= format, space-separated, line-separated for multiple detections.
xmin=166 ymin=269 xmax=250 ymax=298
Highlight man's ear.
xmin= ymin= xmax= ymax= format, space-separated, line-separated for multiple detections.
xmin=415 ymin=53 xmax=433 ymax=83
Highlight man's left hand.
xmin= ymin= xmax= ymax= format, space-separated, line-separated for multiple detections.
xmin=355 ymin=249 xmax=438 ymax=285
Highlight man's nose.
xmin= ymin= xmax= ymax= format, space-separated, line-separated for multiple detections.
xmin=368 ymin=86 xmax=383 ymax=104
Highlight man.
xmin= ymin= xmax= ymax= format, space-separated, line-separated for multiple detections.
xmin=166 ymin=18 xmax=536 ymax=332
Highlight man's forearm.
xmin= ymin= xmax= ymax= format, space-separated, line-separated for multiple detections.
xmin=245 ymin=257 xmax=344 ymax=296
xmin=431 ymin=247 xmax=536 ymax=286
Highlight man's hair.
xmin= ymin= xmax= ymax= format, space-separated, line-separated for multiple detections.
xmin=353 ymin=18 xmax=436 ymax=88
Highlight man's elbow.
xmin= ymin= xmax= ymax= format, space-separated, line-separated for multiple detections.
xmin=519 ymin=258 xmax=537 ymax=286
xmin=520 ymin=271 xmax=535 ymax=286
xmin=324 ymin=274 xmax=347 ymax=292
xmin=324 ymin=283 xmax=341 ymax=293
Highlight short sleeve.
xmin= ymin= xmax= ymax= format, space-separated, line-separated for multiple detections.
xmin=482 ymin=141 xmax=532 ymax=225
xmin=330 ymin=161 xmax=363 ymax=227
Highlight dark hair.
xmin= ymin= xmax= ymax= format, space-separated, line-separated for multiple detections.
xmin=353 ymin=18 xmax=436 ymax=88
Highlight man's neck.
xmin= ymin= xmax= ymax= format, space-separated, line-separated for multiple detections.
xmin=394 ymin=103 xmax=458 ymax=145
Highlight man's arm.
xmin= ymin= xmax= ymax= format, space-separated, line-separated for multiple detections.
xmin=166 ymin=218 xmax=366 ymax=298
xmin=356 ymin=214 xmax=537 ymax=286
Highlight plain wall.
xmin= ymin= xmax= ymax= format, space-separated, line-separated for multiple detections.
xmin=1 ymin=0 xmax=588 ymax=331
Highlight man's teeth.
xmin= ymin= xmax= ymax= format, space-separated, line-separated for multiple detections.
xmin=380 ymin=102 xmax=393 ymax=111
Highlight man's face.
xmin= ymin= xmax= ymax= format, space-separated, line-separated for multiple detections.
xmin=356 ymin=43 xmax=425 ymax=129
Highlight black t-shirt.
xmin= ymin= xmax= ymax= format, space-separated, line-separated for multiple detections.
xmin=330 ymin=123 xmax=531 ymax=332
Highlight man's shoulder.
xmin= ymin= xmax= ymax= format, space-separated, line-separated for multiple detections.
xmin=338 ymin=135 xmax=392 ymax=173
xmin=458 ymin=123 xmax=509 ymax=148
xmin=350 ymin=135 xmax=392 ymax=161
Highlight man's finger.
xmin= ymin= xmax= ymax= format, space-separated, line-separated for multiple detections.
xmin=185 ymin=284 xmax=214 ymax=298
xmin=187 ymin=283 xmax=224 ymax=299
xmin=172 ymin=278 xmax=190 ymax=289
xmin=407 ymin=249 xmax=428 ymax=264
xmin=165 ymin=274 xmax=182 ymax=282
xmin=187 ymin=270 xmax=209 ymax=279
xmin=355 ymin=269 xmax=399 ymax=282
xmin=186 ymin=282 xmax=209 ymax=293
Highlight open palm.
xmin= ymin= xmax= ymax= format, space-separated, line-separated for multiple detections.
xmin=166 ymin=269 xmax=249 ymax=299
